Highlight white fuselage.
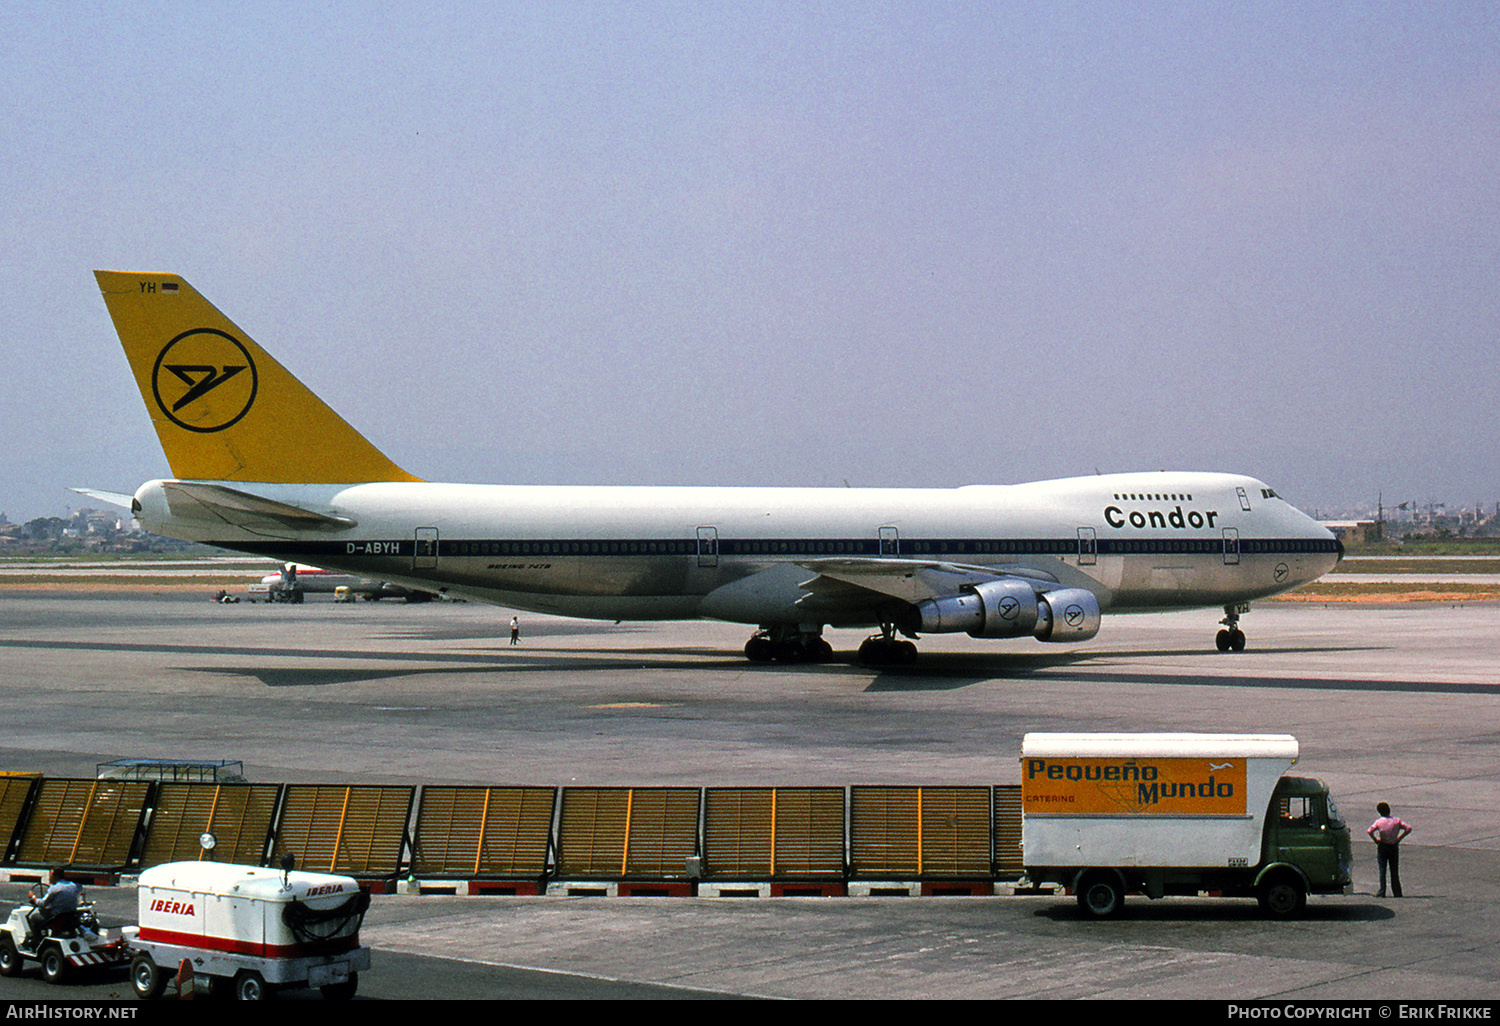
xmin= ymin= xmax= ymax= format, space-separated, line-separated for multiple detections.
xmin=131 ymin=470 xmax=1340 ymax=633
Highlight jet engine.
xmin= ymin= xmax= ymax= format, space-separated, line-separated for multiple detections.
xmin=1031 ymin=587 xmax=1102 ymax=642
xmin=907 ymin=580 xmax=1101 ymax=643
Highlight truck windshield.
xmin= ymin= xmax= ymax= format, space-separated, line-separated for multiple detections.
xmin=1325 ymin=794 xmax=1345 ymax=828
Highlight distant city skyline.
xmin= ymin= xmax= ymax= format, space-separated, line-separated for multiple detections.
xmin=3 ymin=3 xmax=1496 ymax=522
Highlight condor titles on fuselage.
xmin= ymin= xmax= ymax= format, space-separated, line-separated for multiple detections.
xmin=92 ymin=272 xmax=1341 ymax=663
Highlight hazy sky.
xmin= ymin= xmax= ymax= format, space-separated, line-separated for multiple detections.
xmin=3 ymin=2 xmax=1496 ymax=522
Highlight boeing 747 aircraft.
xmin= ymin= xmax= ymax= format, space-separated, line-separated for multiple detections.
xmin=89 ymin=271 xmax=1342 ymax=664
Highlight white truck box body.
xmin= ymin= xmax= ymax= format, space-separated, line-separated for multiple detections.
xmin=137 ymin=864 xmax=366 ymax=966
xmin=1021 ymin=733 xmax=1298 ymax=869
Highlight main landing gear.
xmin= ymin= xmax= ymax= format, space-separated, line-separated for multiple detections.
xmin=744 ymin=626 xmax=834 ymax=664
xmin=856 ymin=624 xmax=917 ymax=666
xmin=1216 ymin=605 xmax=1247 ymax=652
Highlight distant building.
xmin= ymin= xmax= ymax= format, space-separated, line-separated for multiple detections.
xmin=1320 ymin=520 xmax=1381 ymax=545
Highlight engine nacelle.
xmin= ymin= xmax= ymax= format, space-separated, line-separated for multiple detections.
xmin=910 ymin=579 xmax=1040 ymax=638
xmin=1034 ymin=587 xmax=1102 ymax=643
xmin=908 ymin=581 xmax=1101 ymax=643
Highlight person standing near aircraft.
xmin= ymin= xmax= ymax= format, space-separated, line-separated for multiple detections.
xmin=1367 ymin=801 xmax=1413 ymax=897
xmin=510 ymin=615 xmax=520 ymax=646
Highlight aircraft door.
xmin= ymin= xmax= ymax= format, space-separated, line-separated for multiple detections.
xmin=1077 ymin=527 xmax=1097 ymax=566
xmin=697 ymin=526 xmax=718 ymax=568
xmin=414 ymin=527 xmax=439 ymax=569
xmin=879 ymin=526 xmax=899 ymax=557
xmin=1222 ymin=527 xmax=1240 ymax=566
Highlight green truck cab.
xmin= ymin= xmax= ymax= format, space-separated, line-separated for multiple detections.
xmin=1256 ymin=776 xmax=1354 ymax=916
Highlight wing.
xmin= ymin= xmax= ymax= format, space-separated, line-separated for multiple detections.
xmin=794 ymin=557 xmax=1059 ymax=606
xmin=792 ymin=557 xmax=1102 ymax=641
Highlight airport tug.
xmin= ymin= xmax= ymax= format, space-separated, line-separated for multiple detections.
xmin=0 ymin=884 xmax=132 ymax=983
xmin=125 ymin=858 xmax=371 ymax=1000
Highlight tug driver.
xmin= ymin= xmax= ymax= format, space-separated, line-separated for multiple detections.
xmin=26 ymin=866 xmax=82 ymax=940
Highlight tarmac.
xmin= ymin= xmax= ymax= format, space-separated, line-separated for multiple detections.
xmin=0 ymin=590 xmax=1497 ymax=1001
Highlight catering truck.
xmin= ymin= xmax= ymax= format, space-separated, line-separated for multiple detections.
xmin=1020 ymin=733 xmax=1352 ymax=918
xmin=125 ymin=861 xmax=371 ymax=1000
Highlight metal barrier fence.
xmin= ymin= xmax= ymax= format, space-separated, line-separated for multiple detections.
xmin=0 ymin=777 xmax=1025 ymax=888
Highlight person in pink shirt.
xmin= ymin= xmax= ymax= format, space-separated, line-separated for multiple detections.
xmin=1367 ymin=802 xmax=1413 ymax=897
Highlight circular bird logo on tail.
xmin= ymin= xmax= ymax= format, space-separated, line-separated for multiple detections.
xmin=151 ymin=329 xmax=259 ymax=433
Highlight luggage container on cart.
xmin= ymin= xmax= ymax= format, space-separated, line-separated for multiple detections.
xmin=125 ymin=860 xmax=371 ymax=1000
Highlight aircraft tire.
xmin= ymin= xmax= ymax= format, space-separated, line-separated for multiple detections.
xmin=773 ymin=641 xmax=808 ymax=663
xmin=744 ymin=637 xmax=775 ymax=662
xmin=858 ymin=638 xmax=917 ymax=666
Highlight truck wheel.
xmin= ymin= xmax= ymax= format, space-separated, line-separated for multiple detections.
xmin=1077 ymin=872 xmax=1125 ymax=919
xmin=320 ymin=971 xmax=358 ymax=1000
xmin=1258 ymin=875 xmax=1307 ymax=918
xmin=131 ymin=953 xmax=167 ymax=1000
xmin=41 ymin=945 xmax=69 ymax=985
xmin=0 ymin=936 xmax=23 ymax=977
xmin=233 ymin=969 xmax=272 ymax=1000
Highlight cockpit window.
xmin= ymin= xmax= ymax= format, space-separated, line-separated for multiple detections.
xmin=1260 ymin=488 xmax=1280 ymax=500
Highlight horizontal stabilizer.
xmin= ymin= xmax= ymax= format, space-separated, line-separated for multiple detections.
xmin=160 ymin=482 xmax=357 ymax=533
xmin=69 ymin=487 xmax=136 ymax=510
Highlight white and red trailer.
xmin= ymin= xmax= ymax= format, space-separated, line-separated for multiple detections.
xmin=126 ymin=861 xmax=371 ymax=1000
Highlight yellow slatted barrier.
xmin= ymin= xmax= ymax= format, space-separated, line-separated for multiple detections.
xmin=14 ymin=779 xmax=151 ymax=870
xmin=2 ymin=777 xmax=1025 ymax=882
xmin=556 ymin=788 xmax=699 ymax=878
xmin=272 ymin=785 xmax=414 ymax=876
xmin=992 ymin=785 xmax=1024 ymax=877
xmin=917 ymin=786 xmax=991 ymax=876
xmin=703 ymin=788 xmax=845 ymax=878
xmin=0 ymin=776 xmax=40 ymax=862
xmin=139 ymin=783 xmax=282 ymax=867
xmin=622 ymin=788 xmax=698 ymax=877
xmin=555 ymin=788 xmax=627 ymax=876
xmin=850 ymin=786 xmax=992 ymax=877
xmin=850 ymin=786 xmax=918 ymax=876
xmin=411 ymin=786 xmax=556 ymax=876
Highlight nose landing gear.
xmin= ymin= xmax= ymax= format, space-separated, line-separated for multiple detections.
xmin=1216 ymin=605 xmax=1247 ymax=652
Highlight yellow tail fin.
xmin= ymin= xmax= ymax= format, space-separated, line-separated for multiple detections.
xmin=96 ymin=271 xmax=419 ymax=484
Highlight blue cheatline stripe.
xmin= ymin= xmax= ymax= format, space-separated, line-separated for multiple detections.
xmin=214 ymin=536 xmax=1338 ymax=559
